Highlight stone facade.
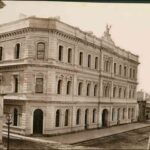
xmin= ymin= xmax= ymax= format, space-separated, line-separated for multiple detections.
xmin=0 ymin=17 xmax=139 ymax=135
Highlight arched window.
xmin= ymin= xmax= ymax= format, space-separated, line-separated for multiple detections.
xmin=112 ymin=108 xmax=115 ymax=121
xmin=104 ymin=86 xmax=109 ymax=97
xmin=14 ymin=75 xmax=18 ymax=93
xmin=124 ymin=66 xmax=127 ymax=77
xmin=79 ymin=52 xmax=83 ymax=66
xmin=106 ymin=60 xmax=109 ymax=72
xmin=85 ymin=109 xmax=89 ymax=127
xmin=131 ymin=108 xmax=134 ymax=119
xmin=124 ymin=88 xmax=126 ymax=98
xmin=103 ymin=86 xmax=106 ymax=97
xmin=58 ymin=45 xmax=63 ymax=61
xmin=132 ymin=89 xmax=135 ymax=98
xmin=128 ymin=108 xmax=131 ymax=119
xmin=88 ymin=54 xmax=91 ymax=68
xmin=123 ymin=108 xmax=126 ymax=119
xmin=66 ymin=81 xmax=71 ymax=95
xmin=13 ymin=108 xmax=18 ymax=126
xmin=87 ymin=83 xmax=91 ymax=96
xmin=94 ymin=84 xmax=98 ymax=97
xmin=119 ymin=88 xmax=122 ymax=98
xmin=92 ymin=109 xmax=96 ymax=123
xmin=130 ymin=68 xmax=132 ymax=78
xmin=117 ymin=108 xmax=120 ymax=121
xmin=113 ymin=87 xmax=116 ymax=98
xmin=129 ymin=90 xmax=131 ymax=98
xmin=76 ymin=109 xmax=81 ymax=125
xmin=78 ymin=82 xmax=82 ymax=96
xmin=0 ymin=47 xmax=3 ymax=61
xmin=37 ymin=42 xmax=45 ymax=60
xmin=55 ymin=109 xmax=60 ymax=127
xmin=64 ymin=109 xmax=69 ymax=126
xmin=119 ymin=65 xmax=122 ymax=75
xmin=133 ymin=69 xmax=136 ymax=79
xmin=57 ymin=80 xmax=62 ymax=94
xmin=68 ymin=48 xmax=72 ymax=63
xmin=15 ymin=43 xmax=20 ymax=59
xmin=114 ymin=63 xmax=116 ymax=74
xmin=95 ymin=57 xmax=98 ymax=69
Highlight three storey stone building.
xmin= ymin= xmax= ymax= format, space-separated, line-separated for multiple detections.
xmin=0 ymin=17 xmax=139 ymax=135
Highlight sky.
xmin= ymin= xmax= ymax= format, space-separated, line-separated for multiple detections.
xmin=0 ymin=1 xmax=150 ymax=93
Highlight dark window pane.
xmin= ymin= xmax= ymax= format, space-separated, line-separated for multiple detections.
xmin=56 ymin=110 xmax=60 ymax=127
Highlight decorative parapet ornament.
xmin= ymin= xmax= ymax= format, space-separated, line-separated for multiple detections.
xmin=101 ymin=24 xmax=115 ymax=46
xmin=0 ymin=0 xmax=5 ymax=9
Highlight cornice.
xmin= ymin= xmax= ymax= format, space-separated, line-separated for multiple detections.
xmin=0 ymin=28 xmax=31 ymax=39
xmin=0 ymin=63 xmax=27 ymax=71
xmin=0 ymin=26 xmax=139 ymax=64
xmin=51 ymin=29 xmax=99 ymax=50
xmin=51 ymin=29 xmax=139 ymax=64
xmin=101 ymin=74 xmax=138 ymax=85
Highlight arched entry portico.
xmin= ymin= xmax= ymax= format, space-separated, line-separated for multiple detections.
xmin=33 ymin=109 xmax=43 ymax=134
xmin=102 ymin=109 xmax=109 ymax=127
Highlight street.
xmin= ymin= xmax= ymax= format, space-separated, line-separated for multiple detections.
xmin=2 ymin=137 xmax=57 ymax=150
xmin=2 ymin=125 xmax=150 ymax=150
xmin=74 ymin=126 xmax=150 ymax=149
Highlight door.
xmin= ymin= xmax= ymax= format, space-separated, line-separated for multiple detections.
xmin=102 ymin=109 xmax=108 ymax=127
xmin=33 ymin=109 xmax=43 ymax=134
xmin=85 ymin=109 xmax=89 ymax=129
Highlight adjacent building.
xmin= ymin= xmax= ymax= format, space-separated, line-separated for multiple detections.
xmin=137 ymin=90 xmax=150 ymax=120
xmin=0 ymin=16 xmax=139 ymax=135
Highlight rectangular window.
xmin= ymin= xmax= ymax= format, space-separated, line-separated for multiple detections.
xmin=37 ymin=43 xmax=45 ymax=60
xmin=58 ymin=45 xmax=63 ymax=61
xmin=15 ymin=44 xmax=20 ymax=59
xmin=79 ymin=52 xmax=83 ymax=66
xmin=35 ymin=78 xmax=43 ymax=93
xmin=124 ymin=66 xmax=127 ymax=77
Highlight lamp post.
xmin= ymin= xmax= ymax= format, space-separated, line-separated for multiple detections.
xmin=5 ymin=114 xmax=12 ymax=150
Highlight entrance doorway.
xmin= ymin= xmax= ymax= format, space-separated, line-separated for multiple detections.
xmin=85 ymin=109 xmax=89 ymax=129
xmin=33 ymin=109 xmax=43 ymax=134
xmin=117 ymin=108 xmax=120 ymax=125
xmin=102 ymin=109 xmax=108 ymax=127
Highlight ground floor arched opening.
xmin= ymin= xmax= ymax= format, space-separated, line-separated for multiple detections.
xmin=102 ymin=109 xmax=109 ymax=127
xmin=33 ymin=109 xmax=43 ymax=134
xmin=117 ymin=108 xmax=120 ymax=125
xmin=85 ymin=109 xmax=89 ymax=129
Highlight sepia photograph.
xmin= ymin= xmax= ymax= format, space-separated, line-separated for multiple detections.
xmin=0 ymin=0 xmax=150 ymax=149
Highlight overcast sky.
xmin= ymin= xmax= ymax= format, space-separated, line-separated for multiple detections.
xmin=0 ymin=1 xmax=150 ymax=93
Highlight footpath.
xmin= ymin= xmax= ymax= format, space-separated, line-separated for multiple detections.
xmin=3 ymin=122 xmax=150 ymax=149
xmin=38 ymin=122 xmax=150 ymax=144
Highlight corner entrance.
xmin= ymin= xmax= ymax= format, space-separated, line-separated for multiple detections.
xmin=33 ymin=109 xmax=43 ymax=134
xmin=102 ymin=109 xmax=109 ymax=127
